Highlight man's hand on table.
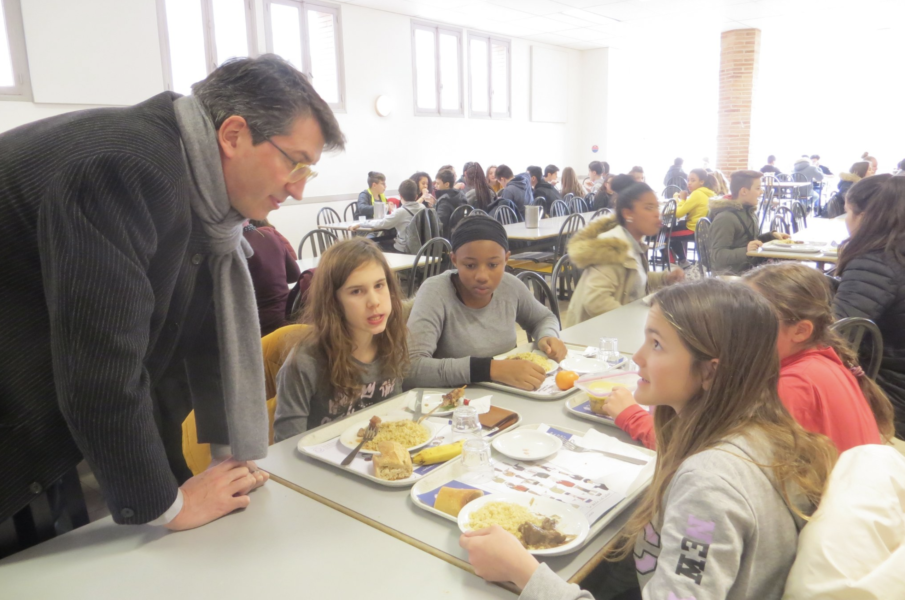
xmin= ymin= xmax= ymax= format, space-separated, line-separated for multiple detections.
xmin=747 ymin=240 xmax=763 ymax=252
xmin=773 ymin=232 xmax=791 ymax=240
xmin=538 ymin=336 xmax=567 ymax=362
xmin=165 ymin=459 xmax=268 ymax=531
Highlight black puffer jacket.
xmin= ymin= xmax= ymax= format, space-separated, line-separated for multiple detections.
xmin=834 ymin=250 xmax=905 ymax=438
xmin=532 ymin=180 xmax=561 ymax=214
xmin=435 ymin=188 xmax=467 ymax=237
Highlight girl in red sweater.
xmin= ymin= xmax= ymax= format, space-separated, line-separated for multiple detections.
xmin=603 ymin=264 xmax=893 ymax=451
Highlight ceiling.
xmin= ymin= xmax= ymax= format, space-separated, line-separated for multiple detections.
xmin=338 ymin=0 xmax=903 ymax=50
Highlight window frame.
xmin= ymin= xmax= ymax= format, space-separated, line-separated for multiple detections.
xmin=156 ymin=0 xmax=257 ymax=94
xmin=0 ymin=0 xmax=32 ymax=101
xmin=411 ymin=20 xmax=463 ymax=118
xmin=263 ymin=0 xmax=346 ymax=111
xmin=467 ymin=31 xmax=510 ymax=120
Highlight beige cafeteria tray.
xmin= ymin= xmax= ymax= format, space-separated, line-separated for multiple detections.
xmin=295 ymin=388 xmax=521 ymax=488
xmin=476 ymin=342 xmax=600 ymax=402
xmin=410 ymin=423 xmax=656 ymax=553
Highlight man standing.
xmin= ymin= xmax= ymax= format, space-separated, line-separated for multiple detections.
xmin=0 ymin=55 xmax=344 ymax=538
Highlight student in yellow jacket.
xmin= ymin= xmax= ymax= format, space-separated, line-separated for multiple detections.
xmin=664 ymin=168 xmax=717 ymax=265
xmin=563 ymin=183 xmax=684 ymax=327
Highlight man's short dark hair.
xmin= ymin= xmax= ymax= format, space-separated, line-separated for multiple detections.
xmin=767 ymin=155 xmax=776 ymax=163
xmin=588 ymin=161 xmax=604 ymax=176
xmin=674 ymin=158 xmax=683 ymax=166
xmin=399 ymin=179 xmax=417 ymax=203
xmin=810 ymin=154 xmax=820 ymax=160
xmin=436 ymin=169 xmax=456 ymax=187
xmin=495 ymin=165 xmax=514 ymax=180
xmin=543 ymin=164 xmax=559 ymax=177
xmin=730 ymin=170 xmax=763 ymax=199
xmin=193 ymin=54 xmax=345 ymax=151
xmin=527 ymin=165 xmax=543 ymax=183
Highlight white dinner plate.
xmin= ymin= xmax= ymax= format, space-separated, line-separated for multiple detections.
xmin=458 ymin=491 xmax=591 ymax=556
xmin=762 ymin=240 xmax=825 ymax=254
xmin=560 ymin=354 xmax=625 ymax=374
xmin=408 ymin=392 xmax=459 ymax=417
xmin=339 ymin=413 xmax=443 ymax=455
xmin=492 ymin=429 xmax=562 ymax=461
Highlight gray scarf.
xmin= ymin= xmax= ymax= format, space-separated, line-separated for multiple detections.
xmin=173 ymin=95 xmax=268 ymax=461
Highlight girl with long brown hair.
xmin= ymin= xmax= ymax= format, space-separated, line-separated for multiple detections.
xmin=559 ymin=166 xmax=584 ymax=199
xmin=273 ymin=238 xmax=408 ymax=441
xmin=461 ymin=279 xmax=836 ymax=599
xmin=465 ymin=161 xmax=494 ymax=212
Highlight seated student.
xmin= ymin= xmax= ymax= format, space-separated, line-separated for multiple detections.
xmin=406 ymin=216 xmax=566 ymax=391
xmin=583 ymin=160 xmax=606 ymax=194
xmin=410 ymin=171 xmax=436 ymax=207
xmin=709 ymin=169 xmax=788 ymax=275
xmin=491 ymin=165 xmax=533 ymax=217
xmin=563 ymin=180 xmax=684 ymax=327
xmin=663 ymin=157 xmax=687 ymax=186
xmin=760 ymin=154 xmax=781 ymax=174
xmin=792 ymin=157 xmax=824 ymax=206
xmin=664 ymin=168 xmax=717 ymax=266
xmin=837 ymin=160 xmax=870 ymax=197
xmin=602 ymin=263 xmax=892 ymax=452
xmin=543 ymin=164 xmax=560 ymax=191
xmin=274 ymin=238 xmax=408 ymax=441
xmin=464 ymin=162 xmax=494 ymax=213
xmin=243 ymin=220 xmax=301 ymax=336
xmin=861 ymin=152 xmax=878 ymax=176
xmin=895 ymin=158 xmax=905 ymax=177
xmin=356 ymin=171 xmax=388 ymax=219
xmin=811 ymin=154 xmax=832 ymax=175
xmin=628 ymin=165 xmax=645 ymax=183
xmin=349 ymin=180 xmax=423 ymax=253
xmin=560 ymin=166 xmax=584 ymax=200
xmin=834 ymin=175 xmax=905 ymax=438
xmin=486 ymin=165 xmax=503 ymax=195
xmin=434 ymin=168 xmax=467 ymax=236
xmin=462 ymin=279 xmax=836 ymax=599
xmin=527 ymin=165 xmax=560 ymax=214
xmin=455 ymin=162 xmax=471 ymax=190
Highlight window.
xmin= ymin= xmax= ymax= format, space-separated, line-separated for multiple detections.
xmin=0 ymin=0 xmax=31 ymax=100
xmin=411 ymin=22 xmax=463 ymax=116
xmin=157 ymin=0 xmax=256 ymax=95
xmin=468 ymin=33 xmax=510 ymax=119
xmin=264 ymin=0 xmax=345 ymax=109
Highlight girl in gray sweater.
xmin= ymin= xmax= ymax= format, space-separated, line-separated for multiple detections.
xmin=406 ymin=216 xmax=566 ymax=391
xmin=461 ymin=279 xmax=837 ymax=600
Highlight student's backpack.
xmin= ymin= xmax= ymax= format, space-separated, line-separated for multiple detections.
xmin=402 ymin=207 xmax=440 ymax=254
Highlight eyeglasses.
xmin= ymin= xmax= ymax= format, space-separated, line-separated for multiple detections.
xmin=265 ymin=137 xmax=318 ymax=184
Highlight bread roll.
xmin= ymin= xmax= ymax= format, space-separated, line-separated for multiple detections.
xmin=373 ymin=440 xmax=413 ymax=481
xmin=434 ymin=486 xmax=484 ymax=518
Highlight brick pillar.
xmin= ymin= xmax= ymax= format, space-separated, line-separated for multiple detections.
xmin=716 ymin=28 xmax=760 ymax=174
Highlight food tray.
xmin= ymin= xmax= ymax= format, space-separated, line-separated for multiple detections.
xmin=762 ymin=240 xmax=826 ymax=254
xmin=295 ymin=388 xmax=522 ymax=488
xmin=564 ymin=394 xmax=651 ymax=429
xmin=410 ymin=423 xmax=656 ymax=554
xmin=476 ymin=342 xmax=613 ymax=401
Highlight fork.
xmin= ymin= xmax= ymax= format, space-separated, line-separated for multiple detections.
xmin=563 ymin=439 xmax=648 ymax=465
xmin=341 ymin=424 xmax=377 ymax=466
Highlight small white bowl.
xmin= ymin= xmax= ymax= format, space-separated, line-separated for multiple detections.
xmin=492 ymin=429 xmax=562 ymax=461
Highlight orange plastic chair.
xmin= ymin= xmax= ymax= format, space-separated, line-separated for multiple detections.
xmin=182 ymin=324 xmax=308 ymax=475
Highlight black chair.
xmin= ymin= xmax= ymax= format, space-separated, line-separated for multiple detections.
xmin=694 ymin=217 xmax=712 ymax=276
xmin=591 ymin=208 xmax=612 ymax=220
xmin=662 ymin=184 xmax=683 ymax=199
xmin=516 ymin=271 xmax=560 ymax=330
xmin=316 ymin=207 xmax=346 ymax=239
xmin=831 ymin=317 xmax=883 ymax=380
xmin=491 ymin=205 xmax=520 ymax=225
xmin=532 ymin=195 xmax=546 ymax=208
xmin=550 ymin=199 xmax=570 ymax=217
xmin=448 ymin=204 xmax=474 ymax=233
xmin=551 ymin=253 xmax=581 ymax=302
xmin=770 ymin=206 xmax=793 ymax=235
xmin=297 ymin=229 xmax=338 ymax=259
xmin=407 ymin=237 xmax=453 ymax=297
xmin=570 ymin=196 xmax=590 ymax=214
xmin=343 ymin=201 xmax=359 ymax=222
xmin=650 ymin=199 xmax=677 ymax=270
xmin=403 ymin=208 xmax=441 ymax=254
xmin=665 ymin=176 xmax=687 ymax=190
xmin=561 ymin=192 xmax=574 ymax=205
xmin=791 ymin=201 xmax=808 ymax=233
xmin=470 ymin=209 xmax=489 ymax=217
xmin=511 ymin=213 xmax=585 ymax=265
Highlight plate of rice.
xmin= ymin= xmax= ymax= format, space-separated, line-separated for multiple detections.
xmin=505 ymin=351 xmax=558 ymax=375
xmin=339 ymin=413 xmax=443 ymax=455
xmin=458 ymin=491 xmax=590 ymax=556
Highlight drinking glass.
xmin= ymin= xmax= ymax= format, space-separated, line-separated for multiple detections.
xmin=358 ymin=215 xmax=367 ymax=225
xmin=462 ymin=438 xmax=494 ymax=481
xmin=451 ymin=405 xmax=481 ymax=443
xmin=599 ymin=337 xmax=620 ymax=366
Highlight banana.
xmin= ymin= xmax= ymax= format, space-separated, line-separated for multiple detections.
xmin=412 ymin=440 xmax=465 ymax=465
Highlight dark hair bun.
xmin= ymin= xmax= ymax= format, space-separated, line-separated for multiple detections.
xmin=610 ymin=174 xmax=637 ymax=195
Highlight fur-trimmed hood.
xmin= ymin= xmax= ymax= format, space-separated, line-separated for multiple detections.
xmin=839 ymin=171 xmax=862 ymax=183
xmin=567 ymin=217 xmax=638 ymax=269
xmin=708 ymin=197 xmax=754 ymax=219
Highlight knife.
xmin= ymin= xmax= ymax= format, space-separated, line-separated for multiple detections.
xmin=483 ymin=412 xmax=518 ymax=436
xmin=411 ymin=390 xmax=424 ymax=422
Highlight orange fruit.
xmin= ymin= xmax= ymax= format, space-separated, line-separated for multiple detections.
xmin=556 ymin=370 xmax=580 ymax=391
